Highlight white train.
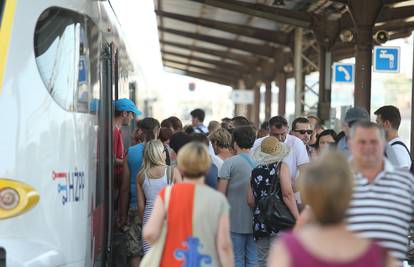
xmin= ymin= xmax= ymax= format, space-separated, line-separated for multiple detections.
xmin=0 ymin=0 xmax=141 ymax=266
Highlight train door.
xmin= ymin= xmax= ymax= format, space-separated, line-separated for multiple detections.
xmin=100 ymin=43 xmax=114 ymax=266
xmin=98 ymin=41 xmax=124 ymax=267
xmin=90 ymin=41 xmax=114 ymax=267
xmin=109 ymin=42 xmax=130 ymax=267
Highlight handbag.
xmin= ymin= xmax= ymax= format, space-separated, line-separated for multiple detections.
xmin=140 ymin=185 xmax=172 ymax=267
xmin=256 ymin=163 xmax=295 ymax=232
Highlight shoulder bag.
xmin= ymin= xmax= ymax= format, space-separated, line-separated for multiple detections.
xmin=140 ymin=185 xmax=172 ymax=267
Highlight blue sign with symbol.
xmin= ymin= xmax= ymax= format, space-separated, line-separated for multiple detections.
xmin=79 ymin=56 xmax=87 ymax=84
xmin=373 ymin=46 xmax=400 ymax=73
xmin=333 ymin=63 xmax=354 ymax=83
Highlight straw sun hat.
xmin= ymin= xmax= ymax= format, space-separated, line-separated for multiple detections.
xmin=252 ymin=136 xmax=290 ymax=165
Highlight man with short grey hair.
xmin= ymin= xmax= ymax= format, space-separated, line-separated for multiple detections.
xmin=346 ymin=121 xmax=414 ymax=266
xmin=336 ymin=107 xmax=370 ymax=156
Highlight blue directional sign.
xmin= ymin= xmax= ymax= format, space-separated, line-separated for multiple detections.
xmin=78 ymin=56 xmax=87 ymax=85
xmin=333 ymin=63 xmax=354 ymax=83
xmin=373 ymin=46 xmax=400 ymax=73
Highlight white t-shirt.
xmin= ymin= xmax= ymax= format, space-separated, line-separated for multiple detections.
xmin=209 ymin=141 xmax=223 ymax=172
xmin=284 ymin=134 xmax=310 ymax=179
xmin=387 ymin=137 xmax=411 ymax=169
xmin=194 ymin=124 xmax=208 ymax=134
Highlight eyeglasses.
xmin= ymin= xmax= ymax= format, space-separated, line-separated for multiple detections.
xmin=293 ymin=129 xmax=313 ymax=135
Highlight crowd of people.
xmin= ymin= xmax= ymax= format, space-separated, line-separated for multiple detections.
xmin=112 ymin=99 xmax=414 ymax=267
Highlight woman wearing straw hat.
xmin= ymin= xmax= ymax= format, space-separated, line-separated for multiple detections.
xmin=247 ymin=136 xmax=299 ymax=267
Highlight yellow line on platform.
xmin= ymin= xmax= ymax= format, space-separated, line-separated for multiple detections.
xmin=0 ymin=0 xmax=17 ymax=95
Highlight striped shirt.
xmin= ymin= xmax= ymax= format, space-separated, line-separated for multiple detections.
xmin=346 ymin=160 xmax=414 ymax=265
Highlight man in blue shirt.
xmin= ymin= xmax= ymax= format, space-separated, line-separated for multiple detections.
xmin=191 ymin=108 xmax=208 ymax=134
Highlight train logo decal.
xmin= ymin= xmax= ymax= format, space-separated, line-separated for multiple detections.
xmin=52 ymin=170 xmax=85 ymax=205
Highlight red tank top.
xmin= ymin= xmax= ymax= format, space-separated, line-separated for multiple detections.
xmin=281 ymin=233 xmax=386 ymax=267
xmin=113 ymin=127 xmax=124 ymax=176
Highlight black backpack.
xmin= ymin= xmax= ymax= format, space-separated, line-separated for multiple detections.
xmin=391 ymin=141 xmax=414 ymax=174
xmin=256 ymin=163 xmax=296 ymax=232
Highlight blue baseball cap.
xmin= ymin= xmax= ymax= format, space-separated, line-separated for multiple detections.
xmin=89 ymin=98 xmax=99 ymax=113
xmin=114 ymin=98 xmax=142 ymax=116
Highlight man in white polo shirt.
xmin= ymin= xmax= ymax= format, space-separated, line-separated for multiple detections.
xmin=346 ymin=121 xmax=414 ymax=266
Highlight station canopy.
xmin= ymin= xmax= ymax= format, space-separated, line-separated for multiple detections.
xmin=154 ymin=0 xmax=414 ymax=87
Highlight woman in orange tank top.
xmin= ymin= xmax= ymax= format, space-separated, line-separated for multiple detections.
xmin=143 ymin=142 xmax=234 ymax=267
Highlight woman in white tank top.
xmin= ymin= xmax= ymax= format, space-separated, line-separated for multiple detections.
xmin=137 ymin=140 xmax=180 ymax=253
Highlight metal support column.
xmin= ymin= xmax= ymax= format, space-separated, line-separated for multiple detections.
xmin=348 ymin=0 xmax=383 ymax=112
xmin=234 ymin=103 xmax=239 ymax=117
xmin=312 ymin=15 xmax=338 ymax=122
xmin=301 ymin=72 xmax=306 ymax=114
xmin=277 ymin=72 xmax=287 ymax=117
xmin=247 ymin=97 xmax=253 ymax=123
xmin=294 ymin=28 xmax=303 ymax=116
xmin=234 ymin=80 xmax=244 ymax=117
xmin=254 ymin=85 xmax=261 ymax=126
xmin=234 ymin=85 xmax=240 ymax=116
xmin=354 ymin=26 xmax=374 ymax=111
xmin=318 ymin=47 xmax=332 ymax=121
xmin=265 ymin=81 xmax=272 ymax=121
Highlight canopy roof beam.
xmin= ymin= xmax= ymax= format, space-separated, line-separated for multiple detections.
xmin=164 ymin=65 xmax=237 ymax=86
xmin=159 ymin=27 xmax=277 ymax=57
xmin=156 ymin=10 xmax=291 ymax=46
xmin=163 ymin=58 xmax=242 ymax=78
xmin=189 ymin=0 xmax=312 ymax=28
xmin=161 ymin=40 xmax=260 ymax=65
xmin=162 ymin=50 xmax=250 ymax=72
xmin=164 ymin=62 xmax=240 ymax=81
xmin=378 ymin=5 xmax=414 ymax=22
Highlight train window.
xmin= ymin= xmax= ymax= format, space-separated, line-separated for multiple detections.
xmin=0 ymin=1 xmax=5 ymax=29
xmin=34 ymin=8 xmax=91 ymax=112
xmin=87 ymin=19 xmax=100 ymax=108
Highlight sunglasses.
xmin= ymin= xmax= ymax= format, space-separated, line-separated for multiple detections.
xmin=293 ymin=129 xmax=313 ymax=135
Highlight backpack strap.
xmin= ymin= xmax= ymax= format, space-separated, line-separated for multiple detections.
xmin=164 ymin=186 xmax=172 ymax=210
xmin=164 ymin=145 xmax=171 ymax=165
xmin=166 ymin=165 xmax=173 ymax=185
xmin=195 ymin=125 xmax=202 ymax=132
xmin=270 ymin=162 xmax=282 ymax=194
xmin=194 ymin=125 xmax=207 ymax=134
xmin=391 ymin=141 xmax=412 ymax=160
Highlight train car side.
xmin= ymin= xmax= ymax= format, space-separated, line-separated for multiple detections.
xmin=0 ymin=0 xmax=137 ymax=266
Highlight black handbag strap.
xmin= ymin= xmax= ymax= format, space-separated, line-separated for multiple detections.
xmin=391 ymin=141 xmax=412 ymax=160
xmin=268 ymin=162 xmax=282 ymax=194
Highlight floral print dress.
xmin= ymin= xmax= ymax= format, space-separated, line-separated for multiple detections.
xmin=251 ymin=162 xmax=282 ymax=240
